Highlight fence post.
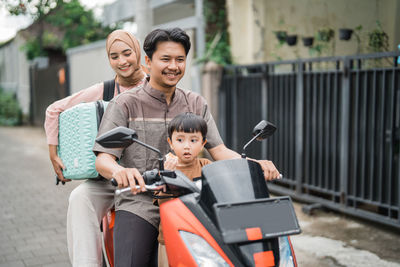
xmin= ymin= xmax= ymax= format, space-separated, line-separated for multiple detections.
xmin=295 ymin=61 xmax=304 ymax=194
xmin=338 ymin=57 xmax=351 ymax=205
xmin=232 ymin=67 xmax=238 ymax=151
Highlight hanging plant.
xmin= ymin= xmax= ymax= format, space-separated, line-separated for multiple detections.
xmin=317 ymin=28 xmax=334 ymax=42
xmin=286 ymin=35 xmax=298 ymax=46
xmin=339 ymin=28 xmax=353 ymax=40
xmin=302 ymin=37 xmax=314 ymax=47
xmin=274 ymin=31 xmax=287 ymax=43
xmin=368 ymin=21 xmax=389 ymax=52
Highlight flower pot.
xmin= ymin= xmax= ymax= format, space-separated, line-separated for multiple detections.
xmin=286 ymin=35 xmax=298 ymax=46
xmin=302 ymin=37 xmax=314 ymax=47
xmin=339 ymin=28 xmax=353 ymax=40
xmin=275 ymin=31 xmax=287 ymax=42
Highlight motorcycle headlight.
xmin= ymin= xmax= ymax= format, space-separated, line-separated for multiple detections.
xmin=279 ymin=236 xmax=295 ymax=267
xmin=179 ymin=231 xmax=230 ymax=267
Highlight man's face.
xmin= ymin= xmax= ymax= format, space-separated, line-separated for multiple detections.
xmin=146 ymin=41 xmax=186 ymax=91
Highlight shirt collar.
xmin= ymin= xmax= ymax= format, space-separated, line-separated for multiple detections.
xmin=143 ymin=76 xmax=178 ymax=104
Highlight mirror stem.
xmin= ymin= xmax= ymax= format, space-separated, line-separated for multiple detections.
xmin=158 ymin=158 xmax=164 ymax=171
xmin=241 ymin=131 xmax=263 ymax=158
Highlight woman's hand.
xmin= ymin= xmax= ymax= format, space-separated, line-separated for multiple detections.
xmin=49 ymin=145 xmax=71 ymax=183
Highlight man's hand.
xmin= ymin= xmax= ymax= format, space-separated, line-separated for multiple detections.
xmin=49 ymin=145 xmax=71 ymax=183
xmin=255 ymin=159 xmax=281 ymax=181
xmin=112 ymin=167 xmax=146 ymax=194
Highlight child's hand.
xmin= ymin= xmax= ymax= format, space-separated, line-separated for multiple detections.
xmin=164 ymin=153 xmax=178 ymax=170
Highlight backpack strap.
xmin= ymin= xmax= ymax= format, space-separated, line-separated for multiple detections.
xmin=95 ymin=101 xmax=105 ymax=130
xmin=103 ymin=79 xmax=116 ymax=101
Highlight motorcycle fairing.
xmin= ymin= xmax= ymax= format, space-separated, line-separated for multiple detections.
xmin=160 ymin=197 xmax=234 ymax=267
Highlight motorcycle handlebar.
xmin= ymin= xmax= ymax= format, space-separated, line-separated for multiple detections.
xmin=110 ymin=168 xmax=161 ymax=187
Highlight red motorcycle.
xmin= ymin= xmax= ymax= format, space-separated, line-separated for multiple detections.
xmin=97 ymin=120 xmax=301 ymax=267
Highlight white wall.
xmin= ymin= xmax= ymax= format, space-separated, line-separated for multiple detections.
xmin=0 ymin=34 xmax=31 ymax=115
xmin=66 ymin=40 xmax=115 ymax=94
xmin=227 ymin=0 xmax=400 ymax=64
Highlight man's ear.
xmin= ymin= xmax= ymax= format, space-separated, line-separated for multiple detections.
xmin=145 ymin=55 xmax=151 ymax=69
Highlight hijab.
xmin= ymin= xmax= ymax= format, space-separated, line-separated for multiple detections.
xmin=106 ymin=29 xmax=145 ymax=87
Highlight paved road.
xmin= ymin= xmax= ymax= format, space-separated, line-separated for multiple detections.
xmin=0 ymin=126 xmax=399 ymax=267
xmin=0 ymin=127 xmax=80 ymax=267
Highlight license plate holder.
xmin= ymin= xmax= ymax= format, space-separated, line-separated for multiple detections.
xmin=213 ymin=196 xmax=301 ymax=244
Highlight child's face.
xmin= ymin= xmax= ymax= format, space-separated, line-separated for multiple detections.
xmin=168 ymin=131 xmax=206 ymax=164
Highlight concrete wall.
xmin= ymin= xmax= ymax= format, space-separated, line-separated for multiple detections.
xmin=66 ymin=40 xmax=115 ymax=94
xmin=227 ymin=0 xmax=400 ymax=64
xmin=0 ymin=34 xmax=31 ymax=115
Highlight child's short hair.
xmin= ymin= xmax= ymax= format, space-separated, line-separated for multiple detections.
xmin=168 ymin=113 xmax=207 ymax=141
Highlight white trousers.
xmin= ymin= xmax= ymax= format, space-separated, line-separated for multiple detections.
xmin=67 ymin=179 xmax=115 ymax=267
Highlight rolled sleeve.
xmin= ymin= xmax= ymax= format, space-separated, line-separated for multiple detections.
xmin=93 ymin=100 xmax=127 ymax=159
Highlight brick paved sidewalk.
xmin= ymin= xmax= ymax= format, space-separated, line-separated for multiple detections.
xmin=0 ymin=127 xmax=80 ymax=267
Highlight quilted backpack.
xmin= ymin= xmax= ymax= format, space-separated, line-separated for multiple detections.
xmin=57 ymin=80 xmax=116 ymax=179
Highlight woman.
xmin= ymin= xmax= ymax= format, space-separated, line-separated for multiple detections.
xmin=44 ymin=29 xmax=146 ymax=267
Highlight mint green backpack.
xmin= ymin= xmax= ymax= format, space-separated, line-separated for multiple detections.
xmin=57 ymin=80 xmax=115 ymax=179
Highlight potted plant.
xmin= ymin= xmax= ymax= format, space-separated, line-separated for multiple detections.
xmin=302 ymin=37 xmax=314 ymax=47
xmin=339 ymin=28 xmax=353 ymax=40
xmin=317 ymin=28 xmax=334 ymax=42
xmin=286 ymin=35 xmax=298 ymax=46
xmin=368 ymin=21 xmax=389 ymax=52
xmin=274 ymin=31 xmax=287 ymax=43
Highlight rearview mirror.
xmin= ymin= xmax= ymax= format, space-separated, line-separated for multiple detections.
xmin=242 ymin=120 xmax=277 ymax=158
xmin=252 ymin=120 xmax=276 ymax=141
xmin=95 ymin=126 xmax=137 ymax=148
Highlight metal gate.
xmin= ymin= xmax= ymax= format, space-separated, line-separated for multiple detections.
xmin=30 ymin=63 xmax=68 ymax=125
xmin=219 ymin=51 xmax=400 ymax=228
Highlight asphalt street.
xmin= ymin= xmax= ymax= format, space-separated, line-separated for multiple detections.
xmin=0 ymin=126 xmax=399 ymax=267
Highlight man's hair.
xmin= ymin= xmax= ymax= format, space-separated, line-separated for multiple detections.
xmin=168 ymin=113 xmax=207 ymax=141
xmin=143 ymin=28 xmax=191 ymax=59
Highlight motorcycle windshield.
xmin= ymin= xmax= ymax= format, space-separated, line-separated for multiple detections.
xmin=200 ymin=158 xmax=269 ymax=204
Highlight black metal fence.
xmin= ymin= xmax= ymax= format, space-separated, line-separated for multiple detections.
xmin=219 ymin=51 xmax=400 ymax=229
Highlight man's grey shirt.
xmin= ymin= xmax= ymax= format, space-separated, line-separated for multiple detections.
xmin=93 ymin=78 xmax=223 ymax=228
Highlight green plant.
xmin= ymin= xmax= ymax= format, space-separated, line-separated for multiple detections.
xmin=0 ymin=88 xmax=22 ymax=126
xmin=353 ymin=25 xmax=363 ymax=54
xmin=316 ymin=28 xmax=334 ymax=42
xmin=309 ymin=28 xmax=335 ymax=57
xmin=368 ymin=21 xmax=389 ymax=52
xmin=199 ymin=0 xmax=232 ymax=65
xmin=5 ymin=0 xmax=116 ymax=60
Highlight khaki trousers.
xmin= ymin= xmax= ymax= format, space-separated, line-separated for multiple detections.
xmin=67 ymin=179 xmax=115 ymax=267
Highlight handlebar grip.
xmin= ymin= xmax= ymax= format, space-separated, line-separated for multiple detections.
xmin=110 ymin=169 xmax=160 ymax=187
xmin=110 ymin=178 xmax=118 ymax=187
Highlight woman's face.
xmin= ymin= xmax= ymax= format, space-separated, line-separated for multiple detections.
xmin=108 ymin=40 xmax=138 ymax=79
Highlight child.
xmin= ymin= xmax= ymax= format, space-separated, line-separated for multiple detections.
xmin=157 ymin=112 xmax=212 ymax=267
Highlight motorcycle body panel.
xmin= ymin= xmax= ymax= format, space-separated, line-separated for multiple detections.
xmin=161 ymin=158 xmax=300 ymax=267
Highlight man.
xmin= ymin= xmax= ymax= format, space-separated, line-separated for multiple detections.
xmin=94 ymin=28 xmax=280 ymax=266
